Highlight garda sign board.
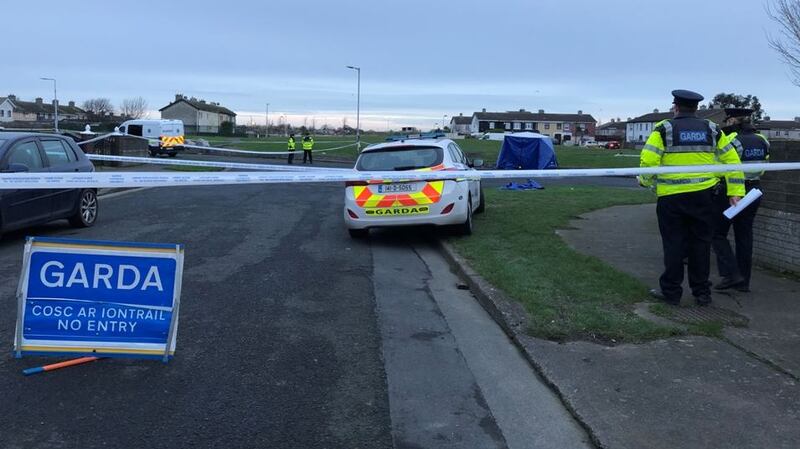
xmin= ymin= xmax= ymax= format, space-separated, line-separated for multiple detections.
xmin=13 ymin=237 xmax=184 ymax=361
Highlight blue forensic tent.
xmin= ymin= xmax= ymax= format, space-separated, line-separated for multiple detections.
xmin=495 ymin=133 xmax=558 ymax=170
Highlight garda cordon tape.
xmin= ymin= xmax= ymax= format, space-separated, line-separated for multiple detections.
xmin=86 ymin=154 xmax=355 ymax=172
xmin=75 ymin=132 xmax=358 ymax=155
xmin=1 ymin=163 xmax=799 ymax=189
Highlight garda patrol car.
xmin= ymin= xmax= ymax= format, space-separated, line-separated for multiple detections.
xmin=118 ymin=119 xmax=185 ymax=157
xmin=344 ymin=139 xmax=484 ymax=238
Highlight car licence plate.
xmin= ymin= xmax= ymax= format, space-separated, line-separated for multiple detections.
xmin=375 ymin=183 xmax=416 ymax=194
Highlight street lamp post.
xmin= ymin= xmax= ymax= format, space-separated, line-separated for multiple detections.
xmin=40 ymin=77 xmax=58 ymax=132
xmin=265 ymin=103 xmax=270 ymax=138
xmin=346 ymin=65 xmax=361 ymax=151
xmin=442 ymin=114 xmax=448 ymax=132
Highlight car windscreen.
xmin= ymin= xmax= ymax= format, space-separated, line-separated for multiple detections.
xmin=356 ymin=146 xmax=443 ymax=171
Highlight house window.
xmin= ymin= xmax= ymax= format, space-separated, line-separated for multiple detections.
xmin=786 ymin=131 xmax=790 ymax=136
xmin=489 ymin=121 xmax=495 ymax=129
xmin=544 ymin=123 xmax=550 ymax=130
xmin=525 ymin=123 xmax=533 ymax=130
xmin=513 ymin=122 xmax=521 ymax=130
xmin=0 ymin=110 xmax=3 ymax=117
xmin=556 ymin=123 xmax=562 ymax=130
xmin=564 ymin=123 xmax=570 ymax=131
xmin=505 ymin=122 xmax=511 ymax=130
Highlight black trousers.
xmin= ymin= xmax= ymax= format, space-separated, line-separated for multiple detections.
xmin=287 ymin=150 xmax=295 ymax=164
xmin=712 ymin=182 xmax=760 ymax=287
xmin=303 ymin=150 xmax=312 ymax=163
xmin=657 ymin=188 xmax=714 ymax=300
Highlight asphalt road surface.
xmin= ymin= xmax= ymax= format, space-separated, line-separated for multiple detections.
xmin=0 ymin=180 xmax=593 ymax=449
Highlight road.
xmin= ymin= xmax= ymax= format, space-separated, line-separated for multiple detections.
xmin=0 ymin=180 xmax=594 ymax=448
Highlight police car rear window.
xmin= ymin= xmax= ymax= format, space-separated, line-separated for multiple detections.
xmin=356 ymin=146 xmax=443 ymax=171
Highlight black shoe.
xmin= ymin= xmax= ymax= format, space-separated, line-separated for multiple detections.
xmin=695 ymin=294 xmax=712 ymax=307
xmin=650 ymin=289 xmax=680 ymax=306
xmin=714 ymin=277 xmax=745 ymax=290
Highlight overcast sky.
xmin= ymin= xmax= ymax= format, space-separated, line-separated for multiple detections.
xmin=2 ymin=0 xmax=797 ymax=129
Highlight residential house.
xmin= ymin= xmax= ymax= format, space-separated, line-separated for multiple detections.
xmin=449 ymin=113 xmax=473 ymax=135
xmin=625 ymin=107 xmax=727 ymax=144
xmin=159 ymin=94 xmax=237 ymax=134
xmin=595 ymin=119 xmax=627 ymax=141
xmin=757 ymin=117 xmax=800 ymax=140
xmin=0 ymin=94 xmax=86 ymax=123
xmin=470 ymin=108 xmax=597 ymax=144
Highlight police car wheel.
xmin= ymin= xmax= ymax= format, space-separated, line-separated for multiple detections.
xmin=69 ymin=189 xmax=98 ymax=228
xmin=167 ymin=153 xmax=177 ymax=157
xmin=457 ymin=197 xmax=473 ymax=236
xmin=475 ymin=186 xmax=485 ymax=214
xmin=348 ymin=228 xmax=368 ymax=239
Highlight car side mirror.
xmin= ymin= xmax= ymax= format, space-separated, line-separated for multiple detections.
xmin=471 ymin=159 xmax=484 ymax=168
xmin=4 ymin=163 xmax=30 ymax=173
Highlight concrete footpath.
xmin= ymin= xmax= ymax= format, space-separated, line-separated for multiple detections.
xmin=444 ymin=204 xmax=800 ymax=449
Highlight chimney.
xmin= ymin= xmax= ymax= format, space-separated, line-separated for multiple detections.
xmin=459 ymin=112 xmax=463 ymax=116
xmin=190 ymin=97 xmax=197 ymax=101
xmin=578 ymin=110 xmax=583 ymax=115
xmin=765 ymin=116 xmax=771 ymax=121
xmin=35 ymin=97 xmax=43 ymax=104
xmin=68 ymin=101 xmax=75 ymax=107
xmin=627 ymin=117 xmax=632 ymax=121
xmin=795 ymin=117 xmax=800 ymax=122
xmin=538 ymin=109 xmax=544 ymax=114
xmin=200 ymin=100 xmax=206 ymax=104
xmin=653 ymin=108 xmax=659 ymax=113
xmin=519 ymin=108 xmax=525 ymax=112
xmin=8 ymin=94 xmax=16 ymax=101
xmin=175 ymin=94 xmax=184 ymax=101
xmin=481 ymin=108 xmax=486 ymax=112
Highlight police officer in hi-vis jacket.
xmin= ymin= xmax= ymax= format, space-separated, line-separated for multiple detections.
xmin=639 ymin=90 xmax=745 ymax=307
xmin=712 ymin=108 xmax=770 ymax=292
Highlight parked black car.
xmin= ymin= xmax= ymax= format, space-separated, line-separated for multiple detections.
xmin=0 ymin=132 xmax=98 ymax=238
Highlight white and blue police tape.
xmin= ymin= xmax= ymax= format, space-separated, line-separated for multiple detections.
xmin=76 ymin=132 xmax=358 ymax=155
xmin=86 ymin=154 xmax=355 ymax=172
xmin=180 ymin=142 xmax=358 ymax=155
xmin=1 ymin=163 xmax=798 ymax=189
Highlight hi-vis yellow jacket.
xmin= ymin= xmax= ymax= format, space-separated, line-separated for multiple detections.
xmin=638 ymin=116 xmax=745 ymax=197
xmin=287 ymin=137 xmax=296 ymax=150
xmin=302 ymin=137 xmax=314 ymax=150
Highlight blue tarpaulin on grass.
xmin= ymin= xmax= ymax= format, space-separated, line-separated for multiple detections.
xmin=495 ymin=133 xmax=558 ymax=170
xmin=501 ymin=179 xmax=544 ymax=190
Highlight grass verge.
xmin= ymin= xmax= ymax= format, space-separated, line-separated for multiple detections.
xmin=456 ymin=139 xmax=641 ymax=169
xmin=450 ymin=186 xmax=683 ymax=343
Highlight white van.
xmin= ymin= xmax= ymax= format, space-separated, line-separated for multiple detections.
xmin=118 ymin=119 xmax=185 ymax=157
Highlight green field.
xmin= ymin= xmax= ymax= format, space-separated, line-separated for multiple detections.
xmin=186 ymin=134 xmax=640 ymax=169
xmin=449 ymin=186 xmax=680 ymax=343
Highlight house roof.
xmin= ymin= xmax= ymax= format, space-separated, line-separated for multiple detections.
xmin=473 ymin=110 xmax=596 ymax=123
xmin=160 ymin=97 xmax=236 ymax=116
xmin=628 ymin=108 xmax=726 ymax=124
xmin=597 ymin=121 xmax=627 ymax=130
xmin=757 ymin=120 xmax=800 ymax=130
xmin=451 ymin=116 xmax=472 ymax=125
xmin=6 ymin=98 xmax=85 ymax=115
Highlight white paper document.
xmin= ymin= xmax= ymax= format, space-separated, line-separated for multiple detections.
xmin=723 ymin=188 xmax=763 ymax=219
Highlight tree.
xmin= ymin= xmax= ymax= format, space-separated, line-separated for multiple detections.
xmin=707 ymin=93 xmax=764 ymax=120
xmin=767 ymin=0 xmax=800 ymax=86
xmin=219 ymin=121 xmax=234 ymax=136
xmin=82 ymin=98 xmax=114 ymax=117
xmin=120 ymin=97 xmax=148 ymax=119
